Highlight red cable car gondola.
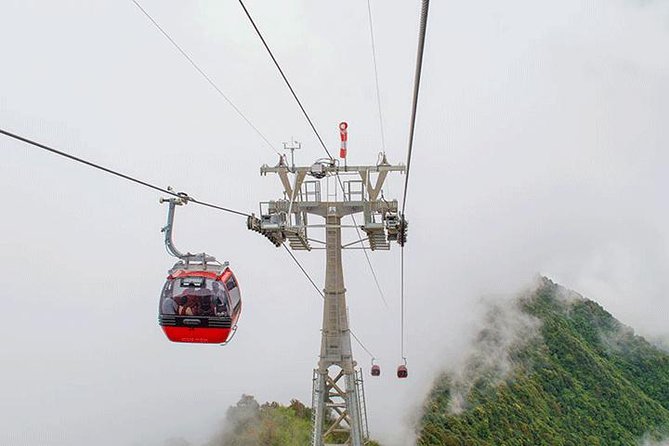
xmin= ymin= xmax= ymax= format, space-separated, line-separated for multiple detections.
xmin=397 ymin=364 xmax=408 ymax=379
xmin=371 ymin=358 xmax=381 ymax=377
xmin=159 ymin=261 xmax=241 ymax=344
xmin=158 ymin=194 xmax=242 ymax=345
xmin=397 ymin=358 xmax=408 ymax=379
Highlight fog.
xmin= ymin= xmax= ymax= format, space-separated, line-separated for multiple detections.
xmin=640 ymin=438 xmax=669 ymax=446
xmin=1 ymin=0 xmax=667 ymax=445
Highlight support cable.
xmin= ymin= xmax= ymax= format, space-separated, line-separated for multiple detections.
xmin=350 ymin=326 xmax=376 ymax=360
xmin=400 ymin=249 xmax=406 ymax=361
xmin=283 ymin=244 xmax=376 ymax=361
xmin=0 ymin=127 xmax=250 ymax=218
xmin=349 ymin=212 xmax=390 ymax=309
xmin=366 ymin=0 xmax=387 ymax=152
xmin=400 ymin=0 xmax=431 ymax=363
xmin=130 ymin=0 xmax=278 ymax=154
xmin=401 ymin=0 xmax=430 ymax=216
xmin=283 ymin=244 xmax=323 ymax=298
xmin=237 ymin=0 xmax=334 ymax=160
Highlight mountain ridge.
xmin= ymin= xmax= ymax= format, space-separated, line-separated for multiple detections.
xmin=417 ymin=278 xmax=669 ymax=446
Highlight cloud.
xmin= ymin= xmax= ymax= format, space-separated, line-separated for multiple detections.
xmin=446 ymin=290 xmax=542 ymax=414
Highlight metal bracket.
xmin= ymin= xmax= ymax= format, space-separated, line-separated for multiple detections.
xmin=160 ymin=191 xmax=216 ymax=264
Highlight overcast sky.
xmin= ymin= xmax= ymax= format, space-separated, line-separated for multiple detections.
xmin=1 ymin=1 xmax=668 ymax=445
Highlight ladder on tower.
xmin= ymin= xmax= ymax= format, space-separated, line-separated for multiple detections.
xmin=311 ymin=371 xmax=320 ymax=446
xmin=355 ymin=369 xmax=370 ymax=442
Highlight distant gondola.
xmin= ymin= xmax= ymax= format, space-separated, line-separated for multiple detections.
xmin=397 ymin=364 xmax=408 ymax=379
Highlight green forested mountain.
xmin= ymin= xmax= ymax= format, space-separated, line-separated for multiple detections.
xmin=418 ymin=278 xmax=669 ymax=446
xmin=204 ymin=396 xmax=312 ymax=446
xmin=204 ymin=395 xmax=381 ymax=446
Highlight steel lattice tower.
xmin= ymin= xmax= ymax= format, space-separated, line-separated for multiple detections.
xmin=249 ymin=150 xmax=406 ymax=445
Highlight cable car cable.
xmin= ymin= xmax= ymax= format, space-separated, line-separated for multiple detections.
xmin=401 ymin=0 xmax=430 ymax=216
xmin=366 ymin=0 xmax=387 ymax=152
xmin=283 ymin=244 xmax=323 ymax=298
xmin=401 ymin=248 xmax=406 ymax=361
xmin=348 ymin=212 xmax=390 ymax=309
xmin=399 ymin=0 xmax=431 ymax=365
xmin=350 ymin=330 xmax=375 ymax=360
xmin=359 ymin=230 xmax=389 ymax=308
xmin=129 ymin=0 xmax=278 ymax=155
xmin=0 ymin=127 xmax=251 ymax=218
xmin=282 ymin=244 xmax=376 ymax=361
xmin=237 ymin=0 xmax=334 ymax=160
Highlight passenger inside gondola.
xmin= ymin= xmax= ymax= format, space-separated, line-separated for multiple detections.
xmin=160 ymin=275 xmax=233 ymax=318
xmin=199 ymin=295 xmax=214 ymax=316
xmin=212 ymin=281 xmax=229 ymax=316
xmin=162 ymin=295 xmax=178 ymax=315
xmin=177 ymin=292 xmax=199 ymax=315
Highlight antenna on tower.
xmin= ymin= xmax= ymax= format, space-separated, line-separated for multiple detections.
xmin=282 ymin=138 xmax=301 ymax=172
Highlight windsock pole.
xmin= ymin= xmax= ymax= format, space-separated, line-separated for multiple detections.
xmin=339 ymin=121 xmax=348 ymax=168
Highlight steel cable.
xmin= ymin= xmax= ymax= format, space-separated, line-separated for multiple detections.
xmin=401 ymin=0 xmax=430 ymax=216
xmin=347 ymin=211 xmax=390 ymax=309
xmin=130 ymin=0 xmax=278 ymax=155
xmin=0 ymin=127 xmax=250 ymax=218
xmin=400 ymin=0 xmax=430 ymax=363
xmin=283 ymin=244 xmax=376 ymax=360
xmin=366 ymin=0 xmax=387 ymax=152
xmin=237 ymin=0 xmax=334 ymax=160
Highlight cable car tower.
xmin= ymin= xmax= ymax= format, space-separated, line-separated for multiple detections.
xmin=248 ymin=124 xmax=407 ymax=446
